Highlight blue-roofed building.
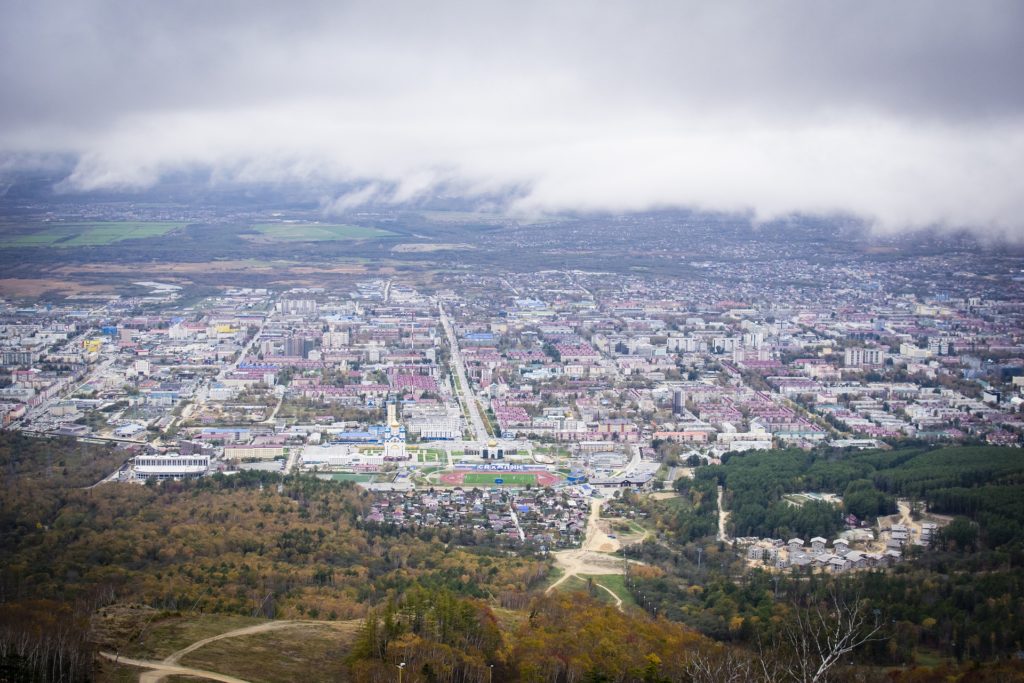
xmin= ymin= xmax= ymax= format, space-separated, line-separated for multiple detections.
xmin=330 ymin=431 xmax=378 ymax=443
xmin=463 ymin=332 xmax=496 ymax=345
xmin=146 ymin=390 xmax=180 ymax=406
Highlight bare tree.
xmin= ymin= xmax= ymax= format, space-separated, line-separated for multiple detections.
xmin=686 ymin=646 xmax=760 ymax=683
xmin=761 ymin=586 xmax=884 ymax=683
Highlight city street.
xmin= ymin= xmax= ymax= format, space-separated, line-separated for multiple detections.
xmin=438 ymin=302 xmax=489 ymax=443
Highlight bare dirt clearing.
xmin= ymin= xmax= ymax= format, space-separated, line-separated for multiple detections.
xmin=392 ymin=242 xmax=476 ymax=253
xmin=547 ymin=499 xmax=647 ymax=607
xmin=0 ymin=278 xmax=117 ymax=297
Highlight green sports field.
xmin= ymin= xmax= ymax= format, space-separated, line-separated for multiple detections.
xmin=248 ymin=223 xmax=395 ymax=241
xmin=329 ymin=472 xmax=376 ymax=483
xmin=0 ymin=221 xmax=184 ymax=248
xmin=462 ymin=472 xmax=537 ymax=486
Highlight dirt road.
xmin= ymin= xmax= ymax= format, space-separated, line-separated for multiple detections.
xmin=717 ymin=486 xmax=730 ymax=542
xmin=869 ymin=499 xmax=952 ymax=553
xmin=162 ymin=621 xmax=304 ymax=668
xmin=546 ymin=499 xmax=645 ymax=609
xmin=546 ymin=547 xmax=628 ymax=592
xmin=104 ymin=620 xmax=323 ymax=683
xmin=594 ymin=583 xmax=623 ymax=610
xmin=583 ymin=498 xmax=621 ymax=554
xmin=100 ymin=653 xmax=251 ymax=683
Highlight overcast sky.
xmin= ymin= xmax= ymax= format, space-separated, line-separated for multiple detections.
xmin=1 ymin=0 xmax=1023 ymax=236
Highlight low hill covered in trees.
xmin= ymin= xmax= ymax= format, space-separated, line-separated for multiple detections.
xmin=693 ymin=445 xmax=1024 ymax=546
xmin=3 ymin=434 xmax=1024 ymax=681
xmin=636 ymin=445 xmax=1024 ymax=669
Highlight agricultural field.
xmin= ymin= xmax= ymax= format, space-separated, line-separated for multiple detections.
xmin=247 ymin=223 xmax=395 ymax=242
xmin=0 ymin=222 xmax=184 ymax=248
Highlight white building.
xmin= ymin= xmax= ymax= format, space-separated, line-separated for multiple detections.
xmin=301 ymin=444 xmax=384 ymax=468
xmin=276 ymin=299 xmax=318 ymax=315
xmin=716 ymin=423 xmax=772 ymax=451
xmin=114 ymin=423 xmax=146 ymax=438
xmin=844 ymin=347 xmax=883 ymax=367
xmin=405 ymin=405 xmax=462 ymax=440
xmin=133 ymin=453 xmax=209 ymax=480
xmin=899 ymin=343 xmax=933 ymax=361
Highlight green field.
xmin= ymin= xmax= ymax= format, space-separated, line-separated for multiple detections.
xmin=0 ymin=221 xmax=184 ymax=248
xmin=579 ymin=574 xmax=637 ymax=608
xmin=417 ymin=448 xmax=444 ymax=463
xmin=248 ymin=223 xmax=395 ymax=241
xmin=328 ymin=472 xmax=376 ymax=483
xmin=462 ymin=472 xmax=537 ymax=486
xmin=554 ymin=575 xmax=636 ymax=608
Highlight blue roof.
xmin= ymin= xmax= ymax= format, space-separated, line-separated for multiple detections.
xmin=332 ymin=431 xmax=377 ymax=441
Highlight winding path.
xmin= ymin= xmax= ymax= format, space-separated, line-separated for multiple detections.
xmin=100 ymin=653 xmax=251 ymax=683
xmin=594 ymin=582 xmax=623 ymax=610
xmin=103 ymin=620 xmax=310 ymax=683
xmin=546 ymin=499 xmax=644 ymax=611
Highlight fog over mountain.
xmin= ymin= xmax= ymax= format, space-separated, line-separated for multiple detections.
xmin=1 ymin=1 xmax=1022 ymax=236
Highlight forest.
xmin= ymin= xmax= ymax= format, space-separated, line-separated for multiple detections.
xmin=3 ymin=434 xmax=1024 ymax=681
xmin=690 ymin=445 xmax=1024 ymax=547
xmin=0 ymin=433 xmax=547 ymax=680
xmin=629 ymin=445 xmax=1024 ymax=669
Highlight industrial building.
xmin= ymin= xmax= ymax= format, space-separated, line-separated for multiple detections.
xmin=132 ymin=454 xmax=210 ymax=481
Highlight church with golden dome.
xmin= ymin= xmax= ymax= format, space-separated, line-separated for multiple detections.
xmin=383 ymin=402 xmax=407 ymax=460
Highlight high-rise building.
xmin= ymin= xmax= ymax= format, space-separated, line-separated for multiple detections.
xmin=844 ymin=347 xmax=883 ymax=367
xmin=285 ymin=337 xmax=304 ymax=357
xmin=276 ymin=299 xmax=318 ymax=315
xmin=672 ymin=389 xmax=684 ymax=416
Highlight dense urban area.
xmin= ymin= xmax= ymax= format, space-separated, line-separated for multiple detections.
xmin=2 ymin=201 xmax=1024 ymax=682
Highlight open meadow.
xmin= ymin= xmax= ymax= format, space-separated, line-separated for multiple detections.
xmin=0 ymin=222 xmax=184 ymax=248
xmin=246 ymin=223 xmax=395 ymax=242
